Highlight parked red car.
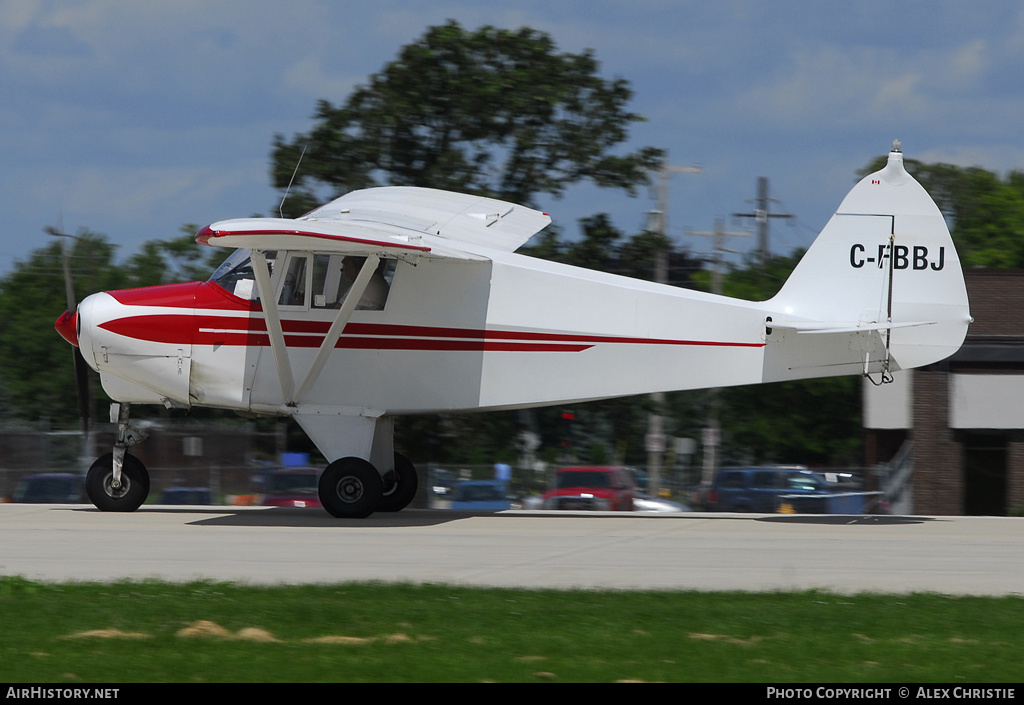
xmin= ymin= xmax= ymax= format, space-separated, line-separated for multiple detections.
xmin=543 ymin=466 xmax=635 ymax=511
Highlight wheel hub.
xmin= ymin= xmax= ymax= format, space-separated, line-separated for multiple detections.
xmin=337 ymin=476 xmax=364 ymax=503
xmin=102 ymin=472 xmax=131 ymax=499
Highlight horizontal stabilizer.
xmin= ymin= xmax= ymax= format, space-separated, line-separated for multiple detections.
xmin=771 ymin=319 xmax=937 ymax=335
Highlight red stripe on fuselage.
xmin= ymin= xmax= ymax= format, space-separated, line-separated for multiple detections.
xmin=99 ymin=311 xmax=763 ymax=353
xmin=104 ymin=282 xmax=765 ymax=350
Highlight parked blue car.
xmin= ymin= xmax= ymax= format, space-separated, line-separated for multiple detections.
xmin=450 ymin=480 xmax=513 ymax=511
xmin=708 ymin=467 xmax=830 ymax=512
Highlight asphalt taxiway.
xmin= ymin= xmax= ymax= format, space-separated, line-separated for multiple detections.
xmin=1 ymin=505 xmax=1022 ymax=594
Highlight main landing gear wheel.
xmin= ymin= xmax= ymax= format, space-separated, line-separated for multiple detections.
xmin=378 ymin=452 xmax=418 ymax=512
xmin=318 ymin=457 xmax=383 ymax=519
xmin=85 ymin=452 xmax=150 ymax=512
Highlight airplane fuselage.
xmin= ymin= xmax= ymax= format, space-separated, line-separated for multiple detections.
xmin=75 ymin=249 xmax=774 ymax=417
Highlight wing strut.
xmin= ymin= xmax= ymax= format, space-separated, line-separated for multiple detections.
xmin=251 ymin=250 xmax=295 ymax=402
xmin=251 ymin=251 xmax=382 ymax=406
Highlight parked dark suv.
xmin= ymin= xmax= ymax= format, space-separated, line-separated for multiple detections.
xmin=707 ymin=466 xmax=829 ymax=512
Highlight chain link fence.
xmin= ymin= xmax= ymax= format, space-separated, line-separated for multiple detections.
xmin=0 ymin=421 xmax=286 ymax=503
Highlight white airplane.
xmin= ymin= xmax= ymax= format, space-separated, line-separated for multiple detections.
xmin=55 ymin=142 xmax=971 ymax=517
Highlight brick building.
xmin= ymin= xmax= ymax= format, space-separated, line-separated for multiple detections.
xmin=864 ymin=270 xmax=1024 ymax=515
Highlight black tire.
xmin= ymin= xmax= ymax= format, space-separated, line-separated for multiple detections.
xmin=378 ymin=452 xmax=418 ymax=512
xmin=318 ymin=457 xmax=383 ymax=518
xmin=86 ymin=452 xmax=150 ymax=512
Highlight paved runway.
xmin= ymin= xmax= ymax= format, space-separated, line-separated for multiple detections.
xmin=1 ymin=504 xmax=1023 ymax=594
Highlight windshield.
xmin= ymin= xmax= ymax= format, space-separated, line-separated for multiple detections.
xmin=787 ymin=473 xmax=825 ymax=491
xmin=210 ymin=248 xmax=276 ymax=300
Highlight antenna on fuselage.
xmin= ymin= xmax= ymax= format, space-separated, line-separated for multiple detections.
xmin=279 ymin=144 xmax=308 ymax=219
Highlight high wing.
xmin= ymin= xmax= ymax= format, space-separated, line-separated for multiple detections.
xmin=196 ymin=186 xmax=551 ymax=258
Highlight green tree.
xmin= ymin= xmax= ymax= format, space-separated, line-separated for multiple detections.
xmin=124 ymin=227 xmax=230 ymax=288
xmin=271 ymin=21 xmax=663 ymax=214
xmin=565 ymin=214 xmax=623 ymax=271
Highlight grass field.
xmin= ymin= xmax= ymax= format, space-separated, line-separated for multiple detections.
xmin=1 ymin=577 xmax=1022 ymax=683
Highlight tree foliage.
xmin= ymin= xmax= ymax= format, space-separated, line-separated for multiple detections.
xmin=271 ymin=21 xmax=663 ymax=215
xmin=123 ymin=227 xmax=230 ymax=288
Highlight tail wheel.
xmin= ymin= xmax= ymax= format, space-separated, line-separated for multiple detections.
xmin=86 ymin=452 xmax=150 ymax=512
xmin=318 ymin=457 xmax=383 ymax=518
xmin=378 ymin=452 xmax=418 ymax=512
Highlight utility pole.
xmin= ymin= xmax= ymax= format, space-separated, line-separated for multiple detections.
xmin=649 ymin=163 xmax=703 ymax=284
xmin=645 ymin=160 xmax=701 ymax=498
xmin=732 ymin=177 xmax=794 ymax=268
xmin=687 ymin=220 xmax=751 ymax=491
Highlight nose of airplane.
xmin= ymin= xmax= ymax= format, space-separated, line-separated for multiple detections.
xmin=55 ymin=308 xmax=79 ymax=347
xmin=70 ymin=291 xmax=111 ymax=373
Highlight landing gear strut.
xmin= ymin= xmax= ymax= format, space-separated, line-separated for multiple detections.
xmin=85 ymin=403 xmax=150 ymax=512
xmin=296 ymin=413 xmax=418 ymax=518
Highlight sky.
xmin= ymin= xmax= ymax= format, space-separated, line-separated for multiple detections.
xmin=4 ymin=0 xmax=1024 ymax=278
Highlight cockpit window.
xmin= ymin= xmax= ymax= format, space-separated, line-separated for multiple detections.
xmin=278 ymin=254 xmax=309 ymax=307
xmin=210 ymin=249 xmax=275 ymax=300
xmin=310 ymin=255 xmax=394 ymax=311
xmin=211 ymin=248 xmax=394 ymax=311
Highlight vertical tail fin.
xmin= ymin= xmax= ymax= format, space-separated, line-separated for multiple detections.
xmin=763 ymin=143 xmax=971 ymax=382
